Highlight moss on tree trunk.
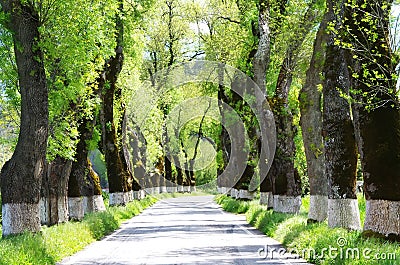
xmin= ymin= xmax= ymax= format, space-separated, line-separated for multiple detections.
xmin=299 ymin=10 xmax=329 ymax=222
xmin=343 ymin=0 xmax=400 ymax=239
xmin=0 ymin=0 xmax=49 ymax=236
xmin=323 ymin=0 xmax=360 ymax=230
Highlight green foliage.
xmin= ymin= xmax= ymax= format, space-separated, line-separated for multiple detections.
xmin=0 ymin=196 xmax=157 ymax=265
xmin=197 ymin=0 xmax=256 ymax=66
xmin=195 ymin=161 xmax=217 ymax=186
xmin=40 ymin=0 xmax=118 ymax=161
xmin=334 ymin=1 xmax=400 ymax=109
xmin=0 ymin=27 xmax=19 ymax=168
xmin=141 ymin=0 xmax=199 ymax=74
xmin=84 ymin=211 xmax=118 ymax=240
xmin=89 ymin=149 xmax=108 ymax=188
xmin=289 ymin=78 xmax=311 ymax=195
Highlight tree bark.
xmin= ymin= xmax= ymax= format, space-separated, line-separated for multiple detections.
xmin=216 ymin=66 xmax=231 ymax=194
xmin=252 ymin=0 xmax=273 ymax=205
xmin=68 ymin=118 xmax=105 ymax=220
xmin=118 ymin=110 xmax=132 ymax=193
xmin=173 ymin=155 xmax=184 ymax=192
xmin=231 ymin=84 xmax=257 ymax=200
xmin=223 ymin=86 xmax=247 ymax=199
xmin=185 ymin=100 xmax=212 ymax=193
xmin=102 ymin=63 xmax=128 ymax=205
xmin=217 ymin=125 xmax=230 ymax=194
xmin=0 ymin=1 xmax=48 ymax=236
xmin=299 ymin=10 xmax=329 ymax=223
xmin=100 ymin=0 xmax=131 ymax=206
xmin=180 ymin=141 xmax=191 ymax=193
xmin=343 ymin=0 xmax=400 ymax=240
xmin=253 ymin=0 xmax=271 ymax=90
xmin=269 ymin=0 xmax=322 ymax=214
xmin=322 ymin=0 xmax=360 ymax=230
xmin=163 ymin=154 xmax=173 ymax=193
xmin=152 ymin=157 xmax=164 ymax=194
xmin=162 ymin=115 xmax=173 ymax=193
xmin=40 ymin=157 xmax=71 ymax=226
xmin=127 ymin=126 xmax=147 ymax=199
xmin=270 ymin=0 xmax=321 ymax=213
xmin=119 ymin=109 xmax=140 ymax=201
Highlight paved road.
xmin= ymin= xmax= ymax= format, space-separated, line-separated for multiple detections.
xmin=58 ymin=196 xmax=310 ymax=265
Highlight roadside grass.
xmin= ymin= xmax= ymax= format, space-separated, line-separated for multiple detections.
xmin=0 ymin=196 xmax=157 ymax=265
xmin=215 ymin=194 xmax=400 ymax=265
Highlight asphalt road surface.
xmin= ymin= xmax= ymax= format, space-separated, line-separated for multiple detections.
xmin=58 ymin=195 xmax=311 ymax=265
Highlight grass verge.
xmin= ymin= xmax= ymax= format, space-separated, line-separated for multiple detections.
xmin=0 ymin=196 xmax=157 ymax=265
xmin=215 ymin=194 xmax=399 ymax=265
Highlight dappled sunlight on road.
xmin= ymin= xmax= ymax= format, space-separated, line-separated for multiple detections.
xmin=57 ymin=196 xmax=310 ymax=265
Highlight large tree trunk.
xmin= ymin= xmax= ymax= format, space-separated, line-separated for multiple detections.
xmin=173 ymin=155 xmax=183 ymax=193
xmin=185 ymin=100 xmax=212 ymax=193
xmin=68 ymin=118 xmax=105 ymax=220
xmin=268 ymin=0 xmax=320 ymax=214
xmin=322 ymin=0 xmax=360 ymax=230
xmin=150 ymin=157 xmax=164 ymax=194
xmin=216 ymin=125 xmax=230 ymax=195
xmin=253 ymin=0 xmax=270 ymax=89
xmin=218 ymin=71 xmax=249 ymax=200
xmin=268 ymin=48 xmax=300 ymax=214
xmin=224 ymin=89 xmax=246 ymax=199
xmin=163 ymin=155 xmax=172 ymax=193
xmin=85 ymin=159 xmax=105 ymax=213
xmin=180 ymin=143 xmax=191 ymax=193
xmin=0 ymin=1 xmax=48 ymax=237
xmin=163 ymin=117 xmax=173 ymax=193
xmin=40 ymin=157 xmax=71 ymax=226
xmin=127 ymin=126 xmax=147 ymax=199
xmin=299 ymin=10 xmax=329 ymax=223
xmin=268 ymin=92 xmax=302 ymax=213
xmin=100 ymin=0 xmax=131 ymax=206
xmin=216 ymin=66 xmax=231 ymax=195
xmin=344 ymin=0 xmax=400 ymax=240
xmin=232 ymin=87 xmax=257 ymax=200
xmin=102 ymin=65 xmax=128 ymax=205
xmin=119 ymin=109 xmax=140 ymax=201
xmin=252 ymin=0 xmax=272 ymax=205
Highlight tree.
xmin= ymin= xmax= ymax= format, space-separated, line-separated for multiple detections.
xmin=38 ymin=0 xmax=115 ymax=225
xmin=100 ymin=0 xmax=135 ymax=205
xmin=268 ymin=0 xmax=321 ymax=214
xmin=322 ymin=0 xmax=360 ymax=230
xmin=68 ymin=116 xmax=105 ymax=220
xmin=299 ymin=9 xmax=329 ymax=223
xmin=185 ymin=99 xmax=212 ymax=192
xmin=343 ymin=0 xmax=400 ymax=240
xmin=252 ymin=0 xmax=273 ymax=205
xmin=216 ymin=66 xmax=231 ymax=194
xmin=202 ymin=0 xmax=260 ymax=199
xmin=0 ymin=0 xmax=48 ymax=236
xmin=143 ymin=0 xmax=203 ymax=193
xmin=127 ymin=124 xmax=147 ymax=199
xmin=198 ymin=0 xmax=247 ymax=195
xmin=40 ymin=157 xmax=71 ymax=225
